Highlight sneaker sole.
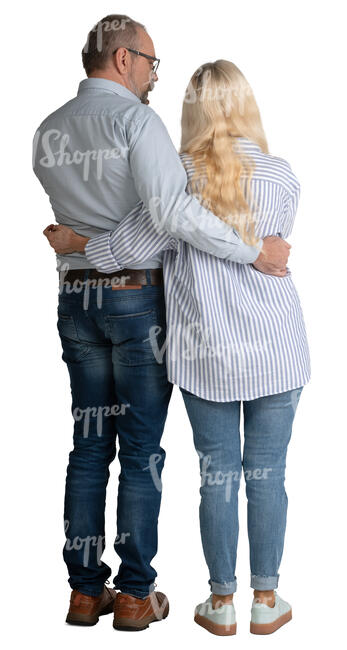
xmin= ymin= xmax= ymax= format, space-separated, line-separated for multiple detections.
xmin=250 ymin=608 xmax=292 ymax=634
xmin=194 ymin=613 xmax=237 ymax=636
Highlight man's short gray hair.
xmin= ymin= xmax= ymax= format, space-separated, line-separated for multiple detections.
xmin=82 ymin=14 xmax=146 ymax=76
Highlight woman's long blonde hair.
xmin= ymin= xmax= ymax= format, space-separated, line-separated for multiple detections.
xmin=180 ymin=60 xmax=268 ymax=247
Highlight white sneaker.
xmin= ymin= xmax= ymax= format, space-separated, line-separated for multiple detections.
xmin=194 ymin=594 xmax=237 ymax=636
xmin=250 ymin=590 xmax=292 ymax=634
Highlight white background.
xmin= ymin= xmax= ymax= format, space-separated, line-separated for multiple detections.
xmin=2 ymin=0 xmax=347 ymax=647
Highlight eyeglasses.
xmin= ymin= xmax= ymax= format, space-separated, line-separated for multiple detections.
xmin=113 ymin=47 xmax=160 ymax=74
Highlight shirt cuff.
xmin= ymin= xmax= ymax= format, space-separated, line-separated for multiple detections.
xmin=85 ymin=232 xmax=124 ymax=272
xmin=231 ymin=237 xmax=264 ymax=264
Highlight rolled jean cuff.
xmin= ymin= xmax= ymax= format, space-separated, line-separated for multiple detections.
xmin=119 ymin=581 xmax=156 ymax=600
xmin=250 ymin=574 xmax=279 ymax=590
xmin=209 ymin=578 xmax=237 ymax=595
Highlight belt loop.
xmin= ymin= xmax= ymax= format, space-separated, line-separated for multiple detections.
xmin=82 ymin=269 xmax=90 ymax=311
xmin=145 ymin=269 xmax=152 ymax=286
xmin=58 ymin=270 xmax=65 ymax=295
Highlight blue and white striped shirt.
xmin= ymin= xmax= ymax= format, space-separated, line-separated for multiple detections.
xmin=85 ymin=137 xmax=311 ymax=401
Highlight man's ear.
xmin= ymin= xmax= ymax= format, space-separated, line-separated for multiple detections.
xmin=113 ymin=47 xmax=129 ymax=75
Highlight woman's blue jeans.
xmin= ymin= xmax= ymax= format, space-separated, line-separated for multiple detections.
xmin=180 ymin=385 xmax=304 ymax=595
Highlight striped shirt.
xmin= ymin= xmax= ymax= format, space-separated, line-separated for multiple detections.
xmin=85 ymin=137 xmax=311 ymax=401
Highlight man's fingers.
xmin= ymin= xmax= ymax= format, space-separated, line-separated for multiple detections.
xmin=254 ymin=262 xmax=288 ymax=276
xmin=43 ymin=224 xmax=59 ymax=236
xmin=272 ymin=269 xmax=287 ymax=276
xmin=43 ymin=229 xmax=59 ymax=250
xmin=44 ymin=232 xmax=55 ymax=245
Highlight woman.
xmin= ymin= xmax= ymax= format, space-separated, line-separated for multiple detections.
xmin=60 ymin=60 xmax=311 ymax=635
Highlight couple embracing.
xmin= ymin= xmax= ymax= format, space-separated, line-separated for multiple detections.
xmin=33 ymin=13 xmax=310 ymax=636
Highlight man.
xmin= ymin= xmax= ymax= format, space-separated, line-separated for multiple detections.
xmin=34 ymin=14 xmax=290 ymax=632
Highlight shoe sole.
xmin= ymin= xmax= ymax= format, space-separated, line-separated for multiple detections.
xmin=250 ymin=608 xmax=292 ymax=634
xmin=66 ymin=600 xmax=114 ymax=626
xmin=194 ymin=613 xmax=237 ymax=636
xmin=113 ymin=604 xmax=169 ymax=631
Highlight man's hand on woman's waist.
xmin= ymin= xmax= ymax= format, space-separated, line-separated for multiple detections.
xmin=43 ymin=224 xmax=90 ymax=254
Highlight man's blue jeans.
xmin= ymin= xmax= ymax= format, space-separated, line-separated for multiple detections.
xmin=57 ymin=271 xmax=172 ymax=598
xmin=180 ymin=385 xmax=304 ymax=595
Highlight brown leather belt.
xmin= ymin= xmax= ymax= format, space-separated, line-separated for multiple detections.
xmin=60 ymin=267 xmax=164 ymax=289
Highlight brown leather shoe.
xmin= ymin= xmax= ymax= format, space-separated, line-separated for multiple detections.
xmin=66 ymin=584 xmax=117 ymax=626
xmin=113 ymin=591 xmax=169 ymax=631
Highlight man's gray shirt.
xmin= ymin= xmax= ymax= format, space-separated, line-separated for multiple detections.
xmin=33 ymin=77 xmax=263 ymax=270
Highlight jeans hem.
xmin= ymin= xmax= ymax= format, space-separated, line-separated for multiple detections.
xmin=209 ymin=578 xmax=237 ymax=595
xmin=250 ymin=574 xmax=279 ymax=590
xmin=115 ymin=582 xmax=156 ymax=599
xmin=70 ymin=585 xmax=105 ymax=597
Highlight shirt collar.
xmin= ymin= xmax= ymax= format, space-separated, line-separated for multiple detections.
xmin=77 ymin=77 xmax=141 ymax=103
xmin=235 ymin=136 xmax=262 ymax=151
